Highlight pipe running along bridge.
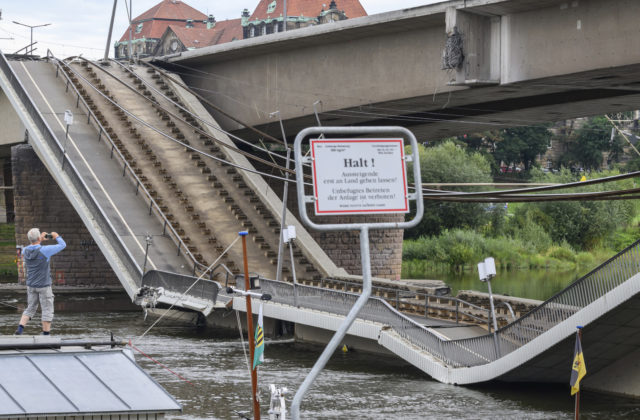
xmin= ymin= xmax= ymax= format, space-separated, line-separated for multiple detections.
xmin=1 ymin=0 xmax=640 ymax=401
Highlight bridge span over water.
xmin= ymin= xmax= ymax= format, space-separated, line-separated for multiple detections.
xmin=160 ymin=0 xmax=640 ymax=142
xmin=2 ymin=51 xmax=640 ymax=398
xmin=2 ymin=0 xmax=640 ymax=397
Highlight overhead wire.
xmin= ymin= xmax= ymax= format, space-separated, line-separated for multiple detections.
xmin=90 ymin=57 xmax=297 ymax=173
xmin=56 ymin=54 xmax=640 ymax=207
xmin=73 ymin=56 xmax=312 ymax=180
xmin=57 ymin=57 xmax=312 ymax=187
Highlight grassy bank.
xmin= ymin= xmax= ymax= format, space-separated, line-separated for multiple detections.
xmin=402 ymin=228 xmax=617 ymax=279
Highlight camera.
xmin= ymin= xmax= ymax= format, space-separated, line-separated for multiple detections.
xmin=45 ymin=234 xmax=53 ymax=239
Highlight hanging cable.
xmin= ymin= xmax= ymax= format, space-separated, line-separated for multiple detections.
xmin=134 ymin=236 xmax=241 ymax=344
xmin=58 ymin=59 xmax=313 ymax=186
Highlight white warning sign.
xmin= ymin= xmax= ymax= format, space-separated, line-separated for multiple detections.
xmin=311 ymin=138 xmax=409 ymax=215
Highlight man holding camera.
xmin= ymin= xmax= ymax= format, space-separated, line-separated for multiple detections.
xmin=15 ymin=228 xmax=66 ymax=335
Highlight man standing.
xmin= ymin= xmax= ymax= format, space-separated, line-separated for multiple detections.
xmin=15 ymin=228 xmax=66 ymax=335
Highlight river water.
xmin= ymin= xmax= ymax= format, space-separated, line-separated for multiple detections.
xmin=1 ymin=292 xmax=639 ymax=419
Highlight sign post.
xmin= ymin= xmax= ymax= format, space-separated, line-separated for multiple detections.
xmin=61 ymin=110 xmax=73 ymax=169
xmin=290 ymin=127 xmax=423 ymax=419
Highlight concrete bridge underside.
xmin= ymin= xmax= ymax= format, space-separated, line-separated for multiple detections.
xmin=161 ymin=0 xmax=640 ymax=141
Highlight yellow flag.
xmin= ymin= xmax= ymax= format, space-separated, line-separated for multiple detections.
xmin=570 ymin=332 xmax=586 ymax=396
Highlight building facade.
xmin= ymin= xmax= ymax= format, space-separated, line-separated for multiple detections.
xmin=242 ymin=0 xmax=367 ymax=39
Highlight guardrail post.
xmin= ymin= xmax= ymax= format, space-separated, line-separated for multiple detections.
xmin=424 ymin=295 xmax=428 ymax=319
xmin=76 ymin=93 xmax=80 ymax=108
xmin=455 ymin=300 xmax=459 ymax=324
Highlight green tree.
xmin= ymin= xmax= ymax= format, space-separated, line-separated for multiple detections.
xmin=493 ymin=125 xmax=552 ymax=171
xmin=406 ymin=141 xmax=492 ymax=239
xmin=517 ymin=168 xmax=636 ymax=249
xmin=561 ymin=117 xmax=618 ymax=170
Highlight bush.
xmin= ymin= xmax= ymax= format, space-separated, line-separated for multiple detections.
xmin=546 ymin=243 xmax=576 ymax=263
xmin=406 ymin=141 xmax=492 ymax=238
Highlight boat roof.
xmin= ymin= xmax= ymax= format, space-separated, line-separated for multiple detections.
xmin=0 ymin=337 xmax=181 ymax=417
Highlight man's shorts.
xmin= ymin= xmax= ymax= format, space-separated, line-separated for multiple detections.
xmin=23 ymin=286 xmax=54 ymax=322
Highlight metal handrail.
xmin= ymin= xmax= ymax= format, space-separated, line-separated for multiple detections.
xmin=252 ymin=239 xmax=640 ymax=368
xmin=0 ymin=50 xmax=141 ymax=288
xmin=322 ymin=277 xmax=490 ymax=326
xmin=49 ymin=54 xmax=206 ymax=275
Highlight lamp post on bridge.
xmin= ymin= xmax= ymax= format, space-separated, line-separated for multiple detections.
xmin=478 ymin=257 xmax=500 ymax=357
xmin=12 ymin=21 xmax=50 ymax=55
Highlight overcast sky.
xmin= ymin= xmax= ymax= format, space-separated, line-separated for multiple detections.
xmin=0 ymin=1 xmax=441 ymax=59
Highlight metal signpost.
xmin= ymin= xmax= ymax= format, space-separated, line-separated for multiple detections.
xmin=61 ymin=110 xmax=73 ymax=169
xmin=290 ymin=126 xmax=423 ymax=419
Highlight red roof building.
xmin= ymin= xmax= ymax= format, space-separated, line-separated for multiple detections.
xmin=114 ymin=0 xmax=210 ymax=59
xmin=242 ymin=0 xmax=367 ymax=39
xmin=153 ymin=19 xmax=244 ymax=56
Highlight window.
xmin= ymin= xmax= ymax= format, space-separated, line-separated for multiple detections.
xmin=267 ymin=0 xmax=277 ymax=14
xmin=135 ymin=23 xmax=143 ymax=34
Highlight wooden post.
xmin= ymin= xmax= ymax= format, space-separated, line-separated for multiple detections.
xmin=241 ymin=231 xmax=260 ymax=420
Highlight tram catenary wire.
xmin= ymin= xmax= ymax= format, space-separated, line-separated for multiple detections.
xmin=66 ymin=56 xmax=314 ymax=183
xmin=64 ymin=55 xmax=640 ymax=205
xmin=413 ymin=170 xmax=640 ymax=197
xmin=58 ymin=58 xmax=309 ymax=186
xmin=74 ymin=56 xmax=298 ymax=176
xmin=103 ymin=58 xmax=314 ymax=176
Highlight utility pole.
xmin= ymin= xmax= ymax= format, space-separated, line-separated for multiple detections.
xmin=283 ymin=0 xmax=287 ymax=32
xmin=104 ymin=0 xmax=118 ymax=61
xmin=13 ymin=21 xmax=51 ymax=55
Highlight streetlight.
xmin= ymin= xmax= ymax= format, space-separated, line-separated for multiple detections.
xmin=13 ymin=21 xmax=50 ymax=55
xmin=477 ymin=257 xmax=499 ymax=332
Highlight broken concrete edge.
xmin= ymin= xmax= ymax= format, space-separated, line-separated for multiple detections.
xmin=166 ymin=71 xmax=349 ymax=279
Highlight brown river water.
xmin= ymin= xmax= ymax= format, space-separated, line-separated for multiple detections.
xmin=0 ymin=290 xmax=639 ymax=419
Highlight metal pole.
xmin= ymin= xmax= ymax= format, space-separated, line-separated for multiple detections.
xmin=128 ymin=0 xmax=133 ymax=61
xmin=291 ymin=227 xmax=372 ymax=419
xmin=283 ymin=0 xmax=287 ymax=32
xmin=487 ymin=278 xmax=500 ymax=357
xmin=61 ymin=124 xmax=70 ymax=169
xmin=486 ymin=278 xmax=498 ymax=333
xmin=241 ymin=231 xmax=260 ymax=420
xmin=104 ymin=0 xmax=118 ymax=61
xmin=288 ymin=240 xmax=297 ymax=285
xmin=141 ymin=234 xmax=152 ymax=278
xmin=275 ymin=147 xmax=291 ymax=282
xmin=29 ymin=28 xmax=33 ymax=55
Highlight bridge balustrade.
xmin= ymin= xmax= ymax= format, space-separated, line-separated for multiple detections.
xmin=253 ymin=239 xmax=640 ymax=367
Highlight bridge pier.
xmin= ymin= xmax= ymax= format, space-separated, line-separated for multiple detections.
xmin=271 ymin=180 xmax=405 ymax=280
xmin=11 ymin=144 xmax=120 ymax=287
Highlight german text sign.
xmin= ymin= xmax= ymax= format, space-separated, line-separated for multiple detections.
xmin=311 ymin=139 xmax=409 ymax=215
